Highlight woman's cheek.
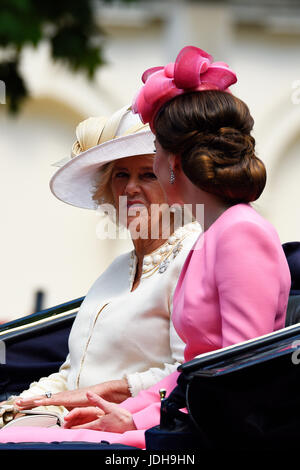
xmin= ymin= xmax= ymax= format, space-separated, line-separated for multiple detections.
xmin=153 ymin=154 xmax=160 ymax=177
xmin=112 ymin=180 xmax=123 ymax=200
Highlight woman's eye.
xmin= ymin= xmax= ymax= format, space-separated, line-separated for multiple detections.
xmin=114 ymin=172 xmax=128 ymax=178
xmin=142 ymin=172 xmax=157 ymax=180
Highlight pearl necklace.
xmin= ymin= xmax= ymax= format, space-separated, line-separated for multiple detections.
xmin=129 ymin=222 xmax=199 ymax=282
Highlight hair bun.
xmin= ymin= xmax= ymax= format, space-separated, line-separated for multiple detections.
xmin=155 ymin=90 xmax=266 ymax=204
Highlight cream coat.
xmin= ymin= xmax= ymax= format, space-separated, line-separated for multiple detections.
xmin=19 ymin=223 xmax=200 ymax=414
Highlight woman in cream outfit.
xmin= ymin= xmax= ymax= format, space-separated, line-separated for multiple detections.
xmin=3 ymin=106 xmax=200 ymax=418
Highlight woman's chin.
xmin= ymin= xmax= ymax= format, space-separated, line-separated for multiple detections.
xmin=166 ymin=195 xmax=182 ymax=207
xmin=126 ymin=216 xmax=152 ymax=239
xmin=159 ymin=187 xmax=181 ymax=207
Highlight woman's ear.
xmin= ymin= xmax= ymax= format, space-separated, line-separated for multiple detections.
xmin=168 ymin=153 xmax=181 ymax=172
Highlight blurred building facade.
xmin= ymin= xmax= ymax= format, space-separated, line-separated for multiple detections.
xmin=1 ymin=0 xmax=300 ymax=320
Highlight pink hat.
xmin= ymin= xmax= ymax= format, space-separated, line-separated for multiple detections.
xmin=132 ymin=46 xmax=237 ymax=131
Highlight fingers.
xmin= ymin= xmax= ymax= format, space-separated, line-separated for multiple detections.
xmin=15 ymin=390 xmax=124 ymax=412
xmin=16 ymin=397 xmax=54 ymax=409
xmin=63 ymin=406 xmax=104 ymax=429
xmin=65 ymin=406 xmax=102 ymax=421
xmin=85 ymin=392 xmax=115 ymax=413
xmin=14 ymin=397 xmax=37 ymax=408
xmin=16 ymin=395 xmax=87 ymax=410
xmin=65 ymin=418 xmax=103 ymax=430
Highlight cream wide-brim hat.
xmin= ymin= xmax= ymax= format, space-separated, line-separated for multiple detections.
xmin=50 ymin=106 xmax=155 ymax=210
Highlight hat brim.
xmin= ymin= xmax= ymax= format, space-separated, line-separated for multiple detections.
xmin=50 ymin=129 xmax=155 ymax=210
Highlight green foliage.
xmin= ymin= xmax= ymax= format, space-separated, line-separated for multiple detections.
xmin=0 ymin=0 xmax=129 ymax=112
xmin=0 ymin=0 xmax=42 ymax=49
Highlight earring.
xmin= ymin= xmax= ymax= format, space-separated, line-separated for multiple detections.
xmin=169 ymin=166 xmax=175 ymax=184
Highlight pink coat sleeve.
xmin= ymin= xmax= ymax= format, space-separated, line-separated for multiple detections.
xmin=121 ymin=370 xmax=180 ymax=430
xmin=215 ymin=220 xmax=288 ymax=347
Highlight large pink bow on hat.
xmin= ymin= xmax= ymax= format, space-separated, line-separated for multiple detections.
xmin=132 ymin=46 xmax=237 ymax=130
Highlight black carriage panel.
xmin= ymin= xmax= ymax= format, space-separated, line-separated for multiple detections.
xmin=0 ymin=297 xmax=84 ymax=401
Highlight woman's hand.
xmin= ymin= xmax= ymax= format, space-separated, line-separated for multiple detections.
xmin=15 ymin=379 xmax=131 ymax=411
xmin=63 ymin=392 xmax=136 ymax=433
xmin=0 ymin=398 xmax=24 ymax=425
xmin=15 ymin=389 xmax=92 ymax=411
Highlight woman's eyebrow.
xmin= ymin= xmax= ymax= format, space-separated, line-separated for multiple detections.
xmin=113 ymin=166 xmax=129 ymax=171
xmin=113 ymin=165 xmax=154 ymax=172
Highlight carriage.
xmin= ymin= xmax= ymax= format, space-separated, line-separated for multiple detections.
xmin=0 ymin=242 xmax=299 ymax=451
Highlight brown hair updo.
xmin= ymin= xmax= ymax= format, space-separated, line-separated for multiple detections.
xmin=154 ymin=90 xmax=266 ymax=204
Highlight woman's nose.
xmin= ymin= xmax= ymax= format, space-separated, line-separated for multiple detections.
xmin=124 ymin=177 xmax=140 ymax=195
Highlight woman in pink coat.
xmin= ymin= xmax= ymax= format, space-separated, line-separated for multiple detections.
xmin=0 ymin=46 xmax=291 ymax=448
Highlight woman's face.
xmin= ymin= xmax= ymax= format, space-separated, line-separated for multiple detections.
xmin=111 ymin=154 xmax=167 ymax=232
